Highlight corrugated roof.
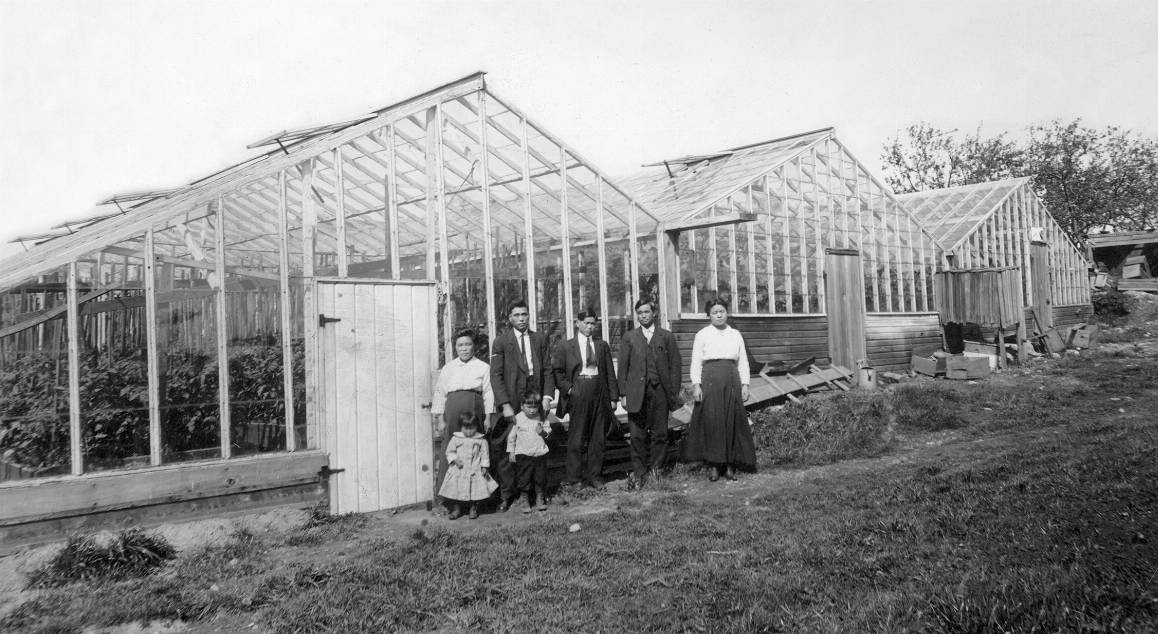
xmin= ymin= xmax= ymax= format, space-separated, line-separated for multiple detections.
xmin=620 ymin=128 xmax=833 ymax=226
xmin=898 ymin=177 xmax=1030 ymax=252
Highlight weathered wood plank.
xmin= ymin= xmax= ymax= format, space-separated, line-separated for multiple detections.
xmin=0 ymin=451 xmax=327 ymax=526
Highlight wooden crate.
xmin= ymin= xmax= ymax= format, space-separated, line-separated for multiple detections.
xmin=945 ymin=355 xmax=990 ymax=380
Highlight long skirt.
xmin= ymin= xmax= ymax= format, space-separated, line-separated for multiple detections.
xmin=683 ymin=360 xmax=756 ymax=469
xmin=437 ymin=390 xmax=486 ymax=492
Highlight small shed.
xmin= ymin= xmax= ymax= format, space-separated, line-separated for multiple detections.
xmin=899 ymin=178 xmax=1092 ymax=330
xmin=1086 ymin=230 xmax=1158 ymax=293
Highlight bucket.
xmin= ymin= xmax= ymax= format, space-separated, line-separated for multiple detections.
xmin=857 ymin=366 xmax=877 ymax=390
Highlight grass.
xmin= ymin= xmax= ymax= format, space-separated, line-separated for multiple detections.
xmin=4 ymin=338 xmax=1157 ymax=633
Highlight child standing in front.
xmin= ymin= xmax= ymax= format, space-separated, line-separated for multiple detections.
xmin=440 ymin=414 xmax=496 ymax=519
xmin=507 ymin=392 xmax=551 ymax=513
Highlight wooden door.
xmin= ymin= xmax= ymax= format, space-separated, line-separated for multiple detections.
xmin=824 ymin=249 xmax=867 ymax=383
xmin=1029 ymin=241 xmax=1052 ymax=330
xmin=316 ymin=279 xmax=437 ymax=515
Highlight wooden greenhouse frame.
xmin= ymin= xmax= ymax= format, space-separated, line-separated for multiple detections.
xmin=899 ymin=178 xmax=1092 ymax=330
xmin=621 ymin=129 xmax=947 ymax=375
xmin=0 ymin=72 xmax=664 ymax=544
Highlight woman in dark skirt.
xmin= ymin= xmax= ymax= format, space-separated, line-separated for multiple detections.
xmin=684 ymin=299 xmax=756 ymax=481
xmin=431 ymin=329 xmax=494 ymax=495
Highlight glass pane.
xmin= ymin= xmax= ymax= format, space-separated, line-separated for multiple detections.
xmin=0 ymin=267 xmax=71 ymax=481
xmin=78 ymin=241 xmax=151 ymax=472
xmin=153 ymin=217 xmax=221 ymax=463
xmin=223 ymin=192 xmax=287 ymax=456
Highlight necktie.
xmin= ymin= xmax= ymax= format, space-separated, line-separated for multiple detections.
xmin=585 ymin=337 xmax=596 ymax=368
xmin=520 ymin=333 xmax=531 ymax=371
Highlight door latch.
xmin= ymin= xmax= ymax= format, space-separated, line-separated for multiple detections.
xmin=318 ymin=314 xmax=341 ymax=327
xmin=319 ymin=465 xmax=346 ymax=479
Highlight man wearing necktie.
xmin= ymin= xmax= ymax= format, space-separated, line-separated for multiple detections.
xmin=552 ymin=310 xmax=619 ymax=489
xmin=617 ymin=298 xmax=683 ymax=487
xmin=489 ymin=301 xmax=553 ymax=511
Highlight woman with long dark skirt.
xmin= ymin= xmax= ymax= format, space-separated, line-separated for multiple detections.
xmin=683 ymin=299 xmax=756 ymax=481
xmin=431 ymin=329 xmax=494 ymax=498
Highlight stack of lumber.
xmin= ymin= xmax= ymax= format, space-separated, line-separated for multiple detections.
xmin=669 ymin=364 xmax=854 ymax=428
xmin=933 ymin=268 xmax=1024 ymax=328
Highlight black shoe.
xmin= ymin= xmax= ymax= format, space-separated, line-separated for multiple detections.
xmin=498 ymin=499 xmax=511 ymax=512
xmin=448 ymin=507 xmax=462 ymax=520
xmin=725 ymin=465 xmax=738 ymax=481
xmin=708 ymin=469 xmax=719 ymax=482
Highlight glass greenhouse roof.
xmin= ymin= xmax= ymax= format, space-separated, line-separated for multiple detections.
xmin=898 ymin=177 xmax=1029 ymax=252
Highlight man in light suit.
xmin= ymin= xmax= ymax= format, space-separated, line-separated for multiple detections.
xmin=617 ymin=298 xmax=683 ymax=486
xmin=552 ymin=310 xmax=619 ymax=489
xmin=489 ymin=300 xmax=553 ymax=511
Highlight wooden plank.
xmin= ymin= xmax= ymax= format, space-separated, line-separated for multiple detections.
xmin=479 ymin=93 xmax=498 ymax=344
xmin=376 ymin=283 xmax=402 ymax=510
xmin=66 ymin=262 xmax=82 ymax=475
xmin=353 ymin=283 xmax=379 ymax=511
xmin=277 ymin=170 xmax=297 ymax=452
xmin=144 ymin=229 xmax=162 ymax=466
xmin=215 ymin=197 xmax=231 ymax=459
xmin=394 ymin=284 xmax=421 ymax=505
xmin=0 ymin=451 xmax=326 ymax=526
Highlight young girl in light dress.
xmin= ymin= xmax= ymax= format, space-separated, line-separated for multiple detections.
xmin=439 ymin=414 xmax=497 ymax=519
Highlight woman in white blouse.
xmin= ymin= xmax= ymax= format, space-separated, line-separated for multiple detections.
xmin=684 ymin=299 xmax=756 ymax=481
xmin=432 ymin=329 xmax=495 ymax=493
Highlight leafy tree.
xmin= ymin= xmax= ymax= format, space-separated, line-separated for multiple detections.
xmin=882 ymin=119 xmax=1158 ymax=239
xmin=1026 ymin=120 xmax=1158 ymax=237
xmin=881 ymin=122 xmax=1024 ymax=194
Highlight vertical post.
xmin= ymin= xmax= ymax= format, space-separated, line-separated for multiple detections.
xmin=628 ymin=201 xmax=641 ymax=311
xmin=661 ymin=228 xmax=680 ymax=327
xmin=144 ymin=228 xmax=162 ymax=465
xmin=765 ymin=176 xmax=777 ymax=315
xmin=386 ymin=125 xmax=401 ymax=279
xmin=67 ymin=261 xmax=82 ymax=475
xmin=434 ymin=104 xmax=452 ymax=361
xmin=301 ymin=160 xmax=319 ymax=450
xmin=334 ymin=148 xmax=349 ymax=278
xmin=811 ymin=148 xmax=824 ymax=313
xmin=277 ymin=170 xmax=297 ymax=451
xmin=595 ymin=176 xmax=610 ymax=342
xmin=728 ymin=224 xmax=739 ymax=313
xmin=423 ymin=108 xmax=439 ymax=287
xmin=520 ymin=117 xmax=538 ymax=329
xmin=478 ymin=93 xmax=498 ymax=348
xmin=215 ymin=197 xmax=232 ymax=459
xmin=746 ymin=186 xmax=757 ymax=312
xmin=781 ymin=168 xmax=793 ymax=312
xmin=707 ymin=226 xmax=719 ymax=300
xmin=559 ymin=146 xmax=574 ymax=334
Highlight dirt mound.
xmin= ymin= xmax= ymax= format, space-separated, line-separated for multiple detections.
xmin=1122 ymin=290 xmax=1158 ymax=324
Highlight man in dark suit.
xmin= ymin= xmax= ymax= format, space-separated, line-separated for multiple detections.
xmin=553 ymin=310 xmax=619 ymax=489
xmin=617 ymin=298 xmax=683 ymax=486
xmin=489 ymin=300 xmax=553 ymax=511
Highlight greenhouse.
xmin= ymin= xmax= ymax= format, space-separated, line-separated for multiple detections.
xmin=898 ymin=177 xmax=1092 ymax=329
xmin=0 ymin=72 xmax=664 ymax=539
xmin=621 ymin=129 xmax=947 ymax=374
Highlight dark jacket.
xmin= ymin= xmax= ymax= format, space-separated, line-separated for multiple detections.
xmin=616 ymin=326 xmax=682 ymax=413
xmin=490 ymin=328 xmax=552 ymax=410
xmin=552 ymin=336 xmax=619 ymax=419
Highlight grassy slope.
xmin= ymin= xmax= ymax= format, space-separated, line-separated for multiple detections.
xmin=4 ymin=341 xmax=1157 ymax=633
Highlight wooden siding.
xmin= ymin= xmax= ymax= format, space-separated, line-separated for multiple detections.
xmin=1053 ymin=304 xmax=1093 ymax=329
xmin=865 ymin=314 xmax=942 ymax=372
xmin=670 ymin=316 xmax=829 ymax=383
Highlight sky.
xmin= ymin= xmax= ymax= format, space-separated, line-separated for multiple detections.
xmin=1 ymin=0 xmax=1156 ymax=261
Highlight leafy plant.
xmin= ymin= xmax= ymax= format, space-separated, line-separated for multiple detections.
xmin=25 ymin=529 xmax=177 ymax=589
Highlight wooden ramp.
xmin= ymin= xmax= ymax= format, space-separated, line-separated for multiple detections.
xmin=668 ymin=364 xmax=854 ymax=428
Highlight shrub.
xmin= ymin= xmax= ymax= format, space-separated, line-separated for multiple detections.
xmin=1092 ymin=289 xmax=1128 ymax=317
xmin=751 ymin=390 xmax=895 ymax=467
xmin=26 ymin=529 xmax=177 ymax=589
